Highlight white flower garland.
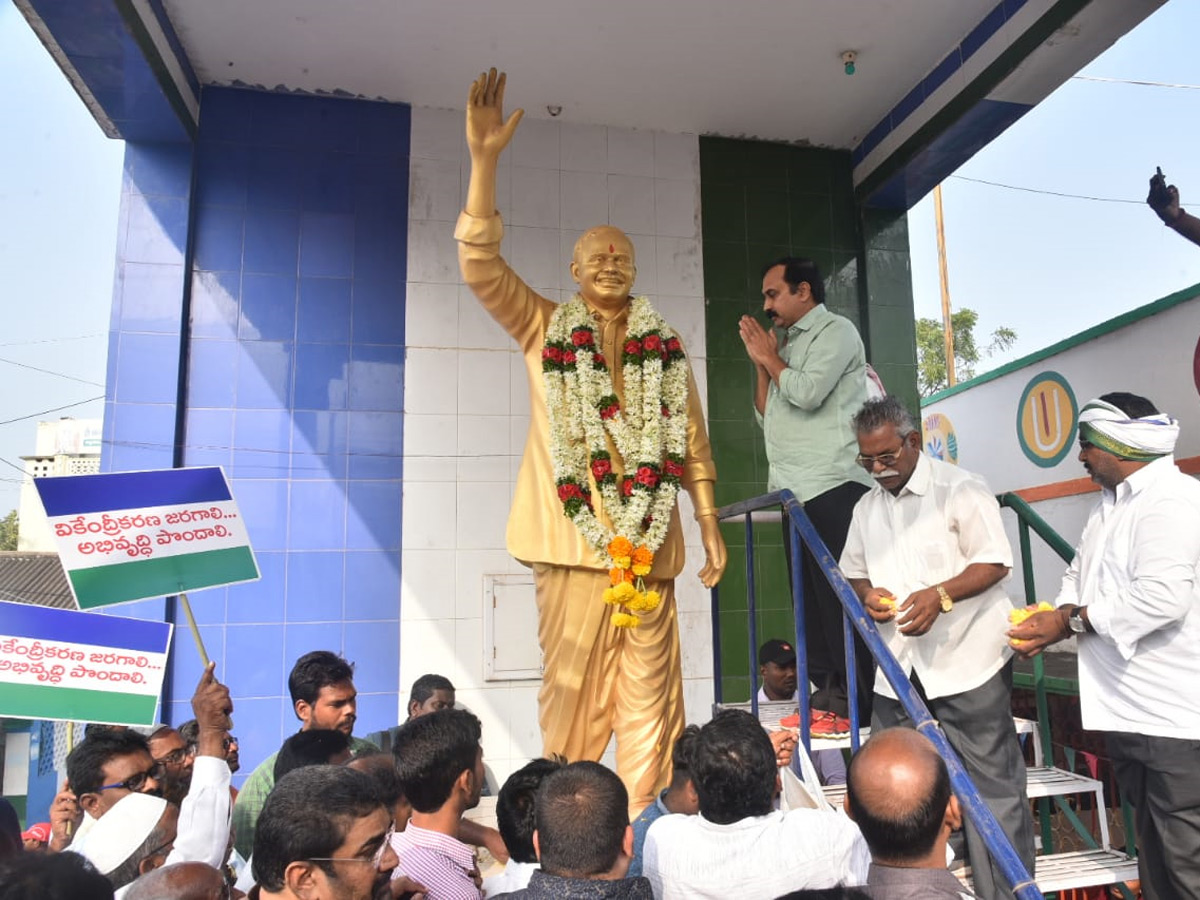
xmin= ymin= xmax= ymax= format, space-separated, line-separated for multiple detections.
xmin=542 ymin=295 xmax=690 ymax=567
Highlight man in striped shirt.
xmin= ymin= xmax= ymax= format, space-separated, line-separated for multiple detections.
xmin=392 ymin=709 xmax=486 ymax=899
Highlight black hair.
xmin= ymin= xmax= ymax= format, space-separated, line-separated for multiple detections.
xmin=0 ymin=799 xmax=19 ymax=862
xmin=408 ymin=673 xmax=455 ymax=707
xmin=496 ymin=758 xmax=566 ymax=864
xmin=690 ymin=709 xmax=776 ymax=824
xmin=846 ymin=741 xmax=951 ymax=863
xmin=761 ymin=257 xmax=825 ymax=305
xmin=66 ymin=730 xmax=152 ymax=796
xmin=534 ymin=761 xmax=628 ymax=877
xmin=287 ymin=651 xmax=355 ymax=706
xmin=1098 ymin=392 xmax=1159 ymax=419
xmin=274 ymin=729 xmax=352 ymax=781
xmin=350 ymin=753 xmax=406 ymax=810
xmin=669 ymin=725 xmax=701 ymax=790
xmin=0 ymin=851 xmax=115 ymax=900
xmin=252 ymin=766 xmax=384 ymax=891
xmin=176 ymin=720 xmax=199 ymax=750
xmin=106 ymin=805 xmax=177 ymax=889
xmin=392 ymin=709 xmax=482 ymax=813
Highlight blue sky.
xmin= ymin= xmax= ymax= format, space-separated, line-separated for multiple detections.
xmin=0 ymin=3 xmax=122 ymax=511
xmin=1 ymin=2 xmax=1199 ymax=512
xmin=909 ymin=1 xmax=1200 ymax=374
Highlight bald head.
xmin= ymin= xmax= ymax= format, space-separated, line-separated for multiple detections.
xmin=572 ymin=226 xmax=634 ymax=265
xmin=123 ymin=862 xmax=225 ymax=900
xmin=570 ymin=226 xmax=636 ymax=310
xmin=845 ymin=728 xmax=955 ymax=865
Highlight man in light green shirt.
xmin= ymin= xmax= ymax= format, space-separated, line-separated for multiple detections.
xmin=739 ymin=257 xmax=875 ymax=724
xmin=231 ymin=651 xmax=378 ymax=859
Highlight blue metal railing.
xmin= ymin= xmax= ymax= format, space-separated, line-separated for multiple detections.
xmin=711 ymin=489 xmax=1042 ymax=900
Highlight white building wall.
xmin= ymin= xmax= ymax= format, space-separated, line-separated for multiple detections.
xmin=17 ymin=418 xmax=102 ymax=552
xmin=402 ymin=107 xmax=712 ymax=786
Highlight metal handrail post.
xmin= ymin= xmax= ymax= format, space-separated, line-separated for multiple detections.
xmin=746 ymin=513 xmax=759 ymax=719
xmin=786 ymin=515 xmax=811 ymax=756
xmin=843 ymin=614 xmax=861 ymax=752
xmin=1016 ymin=518 xmax=1055 ymax=855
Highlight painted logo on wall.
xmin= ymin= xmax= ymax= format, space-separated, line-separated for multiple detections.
xmin=1193 ymin=334 xmax=1200 ymax=398
xmin=1016 ymin=371 xmax=1078 ymax=467
xmin=922 ymin=413 xmax=958 ymax=465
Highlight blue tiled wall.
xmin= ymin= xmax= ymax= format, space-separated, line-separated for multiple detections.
xmin=104 ymin=87 xmax=410 ymax=784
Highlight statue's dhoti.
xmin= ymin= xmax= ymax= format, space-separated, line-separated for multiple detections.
xmin=532 ymin=564 xmax=684 ymax=814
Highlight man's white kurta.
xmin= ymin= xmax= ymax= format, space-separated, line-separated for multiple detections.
xmin=840 ymin=453 xmax=1013 ymax=700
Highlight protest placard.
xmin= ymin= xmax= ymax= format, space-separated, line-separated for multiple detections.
xmin=35 ymin=467 xmax=259 ymax=610
xmin=0 ymin=601 xmax=172 ymax=725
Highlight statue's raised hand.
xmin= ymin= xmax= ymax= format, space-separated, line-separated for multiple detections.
xmin=467 ymin=68 xmax=524 ymax=161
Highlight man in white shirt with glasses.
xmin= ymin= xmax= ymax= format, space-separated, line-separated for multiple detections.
xmin=840 ymin=396 xmax=1034 ymax=900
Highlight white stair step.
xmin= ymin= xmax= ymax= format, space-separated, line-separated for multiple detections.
xmin=955 ymin=849 xmax=1139 ymax=893
xmin=1033 ymin=849 xmax=1140 ymax=892
xmin=821 ymin=765 xmax=1104 ymax=813
xmin=822 ymin=783 xmax=847 ymax=808
xmin=1026 ymin=765 xmax=1103 ymax=799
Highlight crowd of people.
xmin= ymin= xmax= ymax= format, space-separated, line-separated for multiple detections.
xmin=0 ymin=645 xmax=981 ymax=900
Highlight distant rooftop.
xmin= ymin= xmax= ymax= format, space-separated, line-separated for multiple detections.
xmin=0 ymin=552 xmax=74 ymax=609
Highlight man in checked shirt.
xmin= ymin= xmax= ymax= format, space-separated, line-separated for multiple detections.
xmin=392 ymin=709 xmax=487 ymax=899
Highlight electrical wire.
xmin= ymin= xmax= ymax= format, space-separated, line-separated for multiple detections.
xmin=0 ymin=457 xmax=29 ymax=476
xmin=1071 ymin=75 xmax=1200 ymax=90
xmin=947 ymin=174 xmax=1143 ymax=204
xmin=0 ymin=356 xmax=104 ymax=387
xmin=0 ymin=397 xmax=105 ymax=427
xmin=0 ymin=333 xmax=105 ymax=349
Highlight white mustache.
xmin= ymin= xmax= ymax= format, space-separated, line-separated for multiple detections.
xmin=871 ymin=469 xmax=901 ymax=480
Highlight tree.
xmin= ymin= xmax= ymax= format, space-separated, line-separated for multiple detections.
xmin=0 ymin=510 xmax=17 ymax=551
xmin=915 ymin=308 xmax=1017 ymax=397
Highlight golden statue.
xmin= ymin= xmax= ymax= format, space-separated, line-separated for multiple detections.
xmin=455 ymin=69 xmax=727 ymax=810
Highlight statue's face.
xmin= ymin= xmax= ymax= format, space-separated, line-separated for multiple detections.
xmin=571 ymin=228 xmax=636 ymax=310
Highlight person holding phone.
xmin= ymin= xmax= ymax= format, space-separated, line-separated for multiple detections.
xmin=1147 ymin=166 xmax=1200 ymax=247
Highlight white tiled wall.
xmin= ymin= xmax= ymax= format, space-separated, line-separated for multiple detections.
xmin=403 ymin=107 xmax=713 ymax=788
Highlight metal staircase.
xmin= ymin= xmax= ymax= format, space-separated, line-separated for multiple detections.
xmin=711 ymin=491 xmax=1142 ymax=900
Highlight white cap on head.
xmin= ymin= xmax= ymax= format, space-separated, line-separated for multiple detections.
xmin=80 ymin=793 xmax=168 ymax=875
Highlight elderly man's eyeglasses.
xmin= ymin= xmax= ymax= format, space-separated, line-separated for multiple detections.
xmin=155 ymin=747 xmax=191 ymax=767
xmin=855 ymin=446 xmax=906 ymax=469
xmin=96 ymin=763 xmax=164 ymax=793
xmin=184 ymin=735 xmax=238 ymax=755
xmin=308 ymin=825 xmax=395 ymax=870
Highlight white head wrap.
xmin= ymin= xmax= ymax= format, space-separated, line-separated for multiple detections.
xmin=1078 ymin=398 xmax=1179 ymax=460
xmin=80 ymin=793 xmax=168 ymax=875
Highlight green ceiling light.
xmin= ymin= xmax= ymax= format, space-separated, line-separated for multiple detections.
xmin=842 ymin=51 xmax=857 ymax=76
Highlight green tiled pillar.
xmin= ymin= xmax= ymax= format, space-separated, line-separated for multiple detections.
xmin=698 ymin=137 xmax=916 ymax=701
xmin=862 ymin=208 xmax=919 ymax=415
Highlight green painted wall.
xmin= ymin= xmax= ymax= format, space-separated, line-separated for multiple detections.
xmin=698 ymin=136 xmax=916 ymax=700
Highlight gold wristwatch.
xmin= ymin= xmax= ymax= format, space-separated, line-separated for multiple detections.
xmin=935 ymin=584 xmax=954 ymax=613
